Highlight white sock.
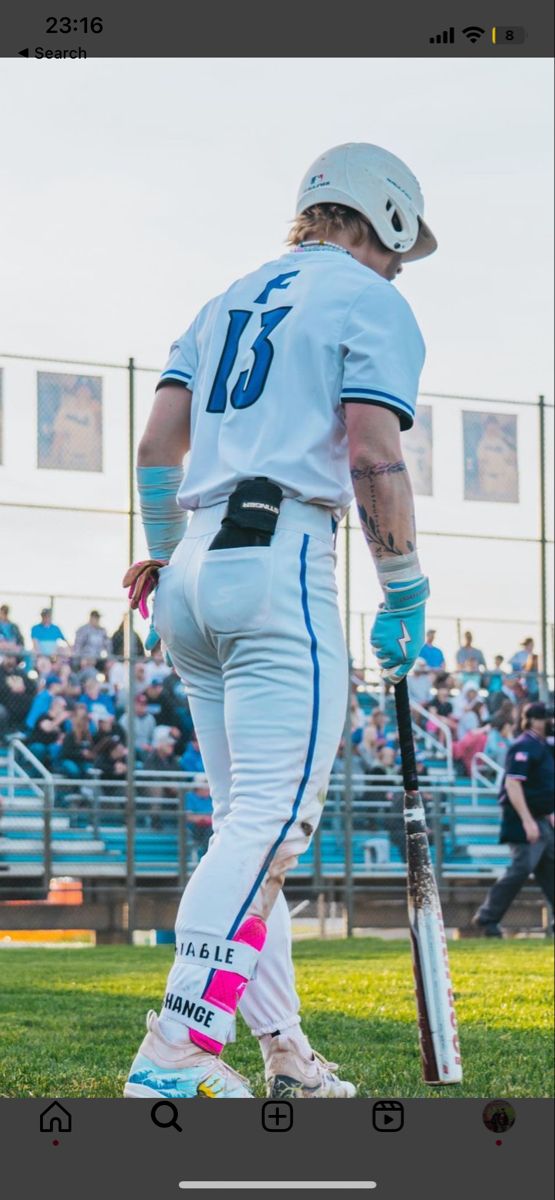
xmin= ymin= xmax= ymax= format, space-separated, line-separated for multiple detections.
xmin=157 ymin=1011 xmax=192 ymax=1047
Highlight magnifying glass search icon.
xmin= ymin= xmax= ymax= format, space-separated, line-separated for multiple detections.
xmin=151 ymin=1101 xmax=183 ymax=1132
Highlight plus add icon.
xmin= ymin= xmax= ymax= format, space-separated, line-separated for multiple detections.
xmin=261 ymin=1101 xmax=294 ymax=1132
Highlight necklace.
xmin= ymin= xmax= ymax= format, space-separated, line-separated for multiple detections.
xmin=295 ymin=240 xmax=352 ymax=257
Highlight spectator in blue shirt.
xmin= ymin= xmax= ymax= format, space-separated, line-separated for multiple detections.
xmin=24 ymin=673 xmax=64 ymax=730
xmin=180 ymin=732 xmax=204 ymax=774
xmin=509 ymin=637 xmax=534 ymax=673
xmin=456 ymin=630 xmax=486 ymax=670
xmin=185 ymin=785 xmax=213 ymax=860
xmin=0 ymin=604 xmax=25 ymax=652
xmin=419 ymin=629 xmax=446 ymax=672
xmin=486 ymin=655 xmax=507 ymax=695
xmin=31 ymin=609 xmax=68 ymax=657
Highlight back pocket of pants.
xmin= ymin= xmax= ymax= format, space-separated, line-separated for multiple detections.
xmin=196 ymin=546 xmax=273 ymax=635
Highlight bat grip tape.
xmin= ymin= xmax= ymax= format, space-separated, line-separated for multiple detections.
xmin=394 ymin=678 xmax=419 ymax=793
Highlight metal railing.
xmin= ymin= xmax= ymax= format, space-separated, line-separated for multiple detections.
xmin=406 ymin=699 xmax=454 ymax=777
xmin=5 ymin=738 xmax=56 ymax=890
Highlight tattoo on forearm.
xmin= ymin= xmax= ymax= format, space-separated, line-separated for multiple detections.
xmin=351 ymin=462 xmax=414 ymax=558
xmin=351 ymin=461 xmax=407 ymax=480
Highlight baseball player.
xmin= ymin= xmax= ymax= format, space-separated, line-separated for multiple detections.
xmin=124 ymin=142 xmax=435 ymax=1100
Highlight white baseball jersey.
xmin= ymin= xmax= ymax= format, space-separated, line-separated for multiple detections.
xmin=158 ymin=244 xmax=425 ymax=517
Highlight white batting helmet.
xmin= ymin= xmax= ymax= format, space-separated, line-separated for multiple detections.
xmin=296 ymin=142 xmax=437 ymax=262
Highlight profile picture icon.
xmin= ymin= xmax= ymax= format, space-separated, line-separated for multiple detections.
xmin=482 ymin=1100 xmax=516 ymax=1134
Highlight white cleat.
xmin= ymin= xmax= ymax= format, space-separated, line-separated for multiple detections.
xmin=265 ymin=1033 xmax=356 ymax=1099
xmin=124 ymin=1011 xmax=253 ymax=1099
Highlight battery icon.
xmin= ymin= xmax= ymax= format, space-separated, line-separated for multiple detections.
xmin=492 ymin=26 xmax=526 ymax=43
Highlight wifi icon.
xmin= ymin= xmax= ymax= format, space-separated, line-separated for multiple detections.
xmin=462 ymin=25 xmax=485 ymax=42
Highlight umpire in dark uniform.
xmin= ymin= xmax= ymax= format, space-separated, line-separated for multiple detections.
xmin=473 ymin=702 xmax=554 ymax=937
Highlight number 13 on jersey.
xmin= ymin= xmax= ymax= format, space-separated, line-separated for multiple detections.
xmin=206 ymin=306 xmax=292 ymax=413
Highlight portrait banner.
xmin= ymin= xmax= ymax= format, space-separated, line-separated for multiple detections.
xmin=37 ymin=371 xmax=103 ymax=472
xmin=463 ymin=411 xmax=519 ymax=503
xmin=404 ymin=404 xmax=433 ymax=496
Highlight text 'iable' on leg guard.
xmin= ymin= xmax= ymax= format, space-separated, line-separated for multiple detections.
xmin=172 ymin=916 xmax=267 ymax=1054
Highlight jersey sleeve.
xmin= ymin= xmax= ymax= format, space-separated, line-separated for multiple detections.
xmin=340 ymin=281 xmax=425 ymax=430
xmin=505 ymin=739 xmax=535 ymax=782
xmin=157 ymin=318 xmax=199 ymax=392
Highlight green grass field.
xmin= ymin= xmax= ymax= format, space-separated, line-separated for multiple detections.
xmin=0 ymin=938 xmax=553 ymax=1098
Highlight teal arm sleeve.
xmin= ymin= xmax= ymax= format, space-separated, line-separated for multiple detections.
xmin=137 ymin=465 xmax=187 ymax=560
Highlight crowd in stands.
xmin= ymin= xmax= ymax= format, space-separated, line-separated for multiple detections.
xmin=0 ymin=603 xmax=210 ymax=855
xmin=0 ymin=602 xmax=550 ymax=853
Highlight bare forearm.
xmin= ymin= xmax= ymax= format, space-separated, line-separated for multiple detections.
xmin=350 ymin=458 xmax=416 ymax=564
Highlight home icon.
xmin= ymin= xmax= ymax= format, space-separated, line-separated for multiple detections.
xmin=40 ymin=1102 xmax=72 ymax=1134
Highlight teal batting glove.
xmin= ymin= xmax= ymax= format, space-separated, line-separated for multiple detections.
xmin=370 ymin=576 xmax=430 ymax=683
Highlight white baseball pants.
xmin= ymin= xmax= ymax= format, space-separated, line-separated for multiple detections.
xmin=153 ymin=497 xmax=348 ymax=1042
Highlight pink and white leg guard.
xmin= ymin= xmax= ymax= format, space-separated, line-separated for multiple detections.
xmin=172 ymin=916 xmax=267 ymax=1054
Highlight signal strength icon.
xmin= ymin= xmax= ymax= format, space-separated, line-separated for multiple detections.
xmin=429 ymin=27 xmax=455 ymax=43
xmin=462 ymin=25 xmax=485 ymax=42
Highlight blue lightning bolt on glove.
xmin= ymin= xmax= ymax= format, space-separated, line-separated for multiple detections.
xmin=370 ymin=576 xmax=430 ymax=683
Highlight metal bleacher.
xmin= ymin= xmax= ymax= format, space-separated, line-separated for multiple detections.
xmin=0 ymin=719 xmax=511 ymax=888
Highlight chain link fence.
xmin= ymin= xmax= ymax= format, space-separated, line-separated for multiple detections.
xmin=0 ymin=350 xmax=553 ymax=938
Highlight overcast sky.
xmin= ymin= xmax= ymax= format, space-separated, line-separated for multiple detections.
xmin=1 ymin=56 xmax=553 ymax=400
xmin=0 ymin=57 xmax=553 ymax=661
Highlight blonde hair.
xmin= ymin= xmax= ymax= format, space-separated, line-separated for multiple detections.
xmin=287 ymin=203 xmax=384 ymax=250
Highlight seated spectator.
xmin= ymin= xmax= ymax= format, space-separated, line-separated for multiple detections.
xmin=119 ymin=693 xmax=156 ymax=760
xmin=0 ymin=604 xmax=25 ymax=656
xmin=184 ymin=784 xmax=213 ymax=860
xmin=27 ymin=696 xmax=70 ymax=769
xmin=79 ymin=675 xmax=116 ymax=717
xmin=357 ymin=718 xmax=384 ymax=770
xmin=107 ymin=659 xmax=148 ymax=713
xmin=372 ymin=744 xmax=398 ymax=775
xmin=31 ymin=608 xmax=69 ymax=657
xmin=64 ymin=671 xmax=84 ymax=705
xmin=93 ymin=734 xmax=128 ymax=793
xmin=110 ymin=618 xmax=144 ymax=660
xmin=0 ymin=655 xmax=36 ymax=738
xmin=24 ymin=672 xmax=64 ymax=731
xmin=509 ymin=637 xmax=535 ymax=673
xmin=456 ymin=657 xmax=483 ymax=690
xmin=160 ymin=673 xmax=194 ymax=742
xmin=485 ymin=655 xmax=507 ymax=696
xmin=407 ymin=658 xmax=433 ymax=707
xmin=144 ymin=678 xmax=164 ymax=722
xmin=454 ymin=682 xmax=487 ymax=738
xmin=144 ymin=647 xmax=172 ymax=687
xmin=452 ymin=724 xmax=489 ymax=777
xmin=180 ymin=732 xmax=204 ymax=774
xmin=419 ymin=629 xmax=446 ymax=672
xmin=58 ymin=707 xmax=95 ymax=779
xmin=425 ymin=684 xmax=457 ymax=741
xmin=73 ymin=610 xmax=112 ymax=662
xmin=90 ymin=704 xmax=126 ymax=748
xmin=33 ymin=654 xmax=56 ymax=685
xmin=456 ymin=630 xmax=486 ymax=670
xmin=144 ymin=726 xmax=181 ymax=827
xmin=367 ymin=707 xmax=387 ymax=745
xmin=484 ymin=712 xmax=514 ymax=769
xmin=487 ymin=672 xmax=522 ymax=716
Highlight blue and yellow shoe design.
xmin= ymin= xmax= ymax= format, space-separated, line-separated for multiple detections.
xmin=124 ymin=1012 xmax=253 ymax=1099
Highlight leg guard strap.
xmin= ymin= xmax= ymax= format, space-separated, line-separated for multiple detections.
xmin=175 ymin=932 xmax=259 ymax=979
xmin=191 ymin=916 xmax=267 ymax=1054
xmin=162 ymin=991 xmax=233 ymax=1045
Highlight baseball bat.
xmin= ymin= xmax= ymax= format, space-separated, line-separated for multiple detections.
xmin=394 ymin=678 xmax=463 ymax=1084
